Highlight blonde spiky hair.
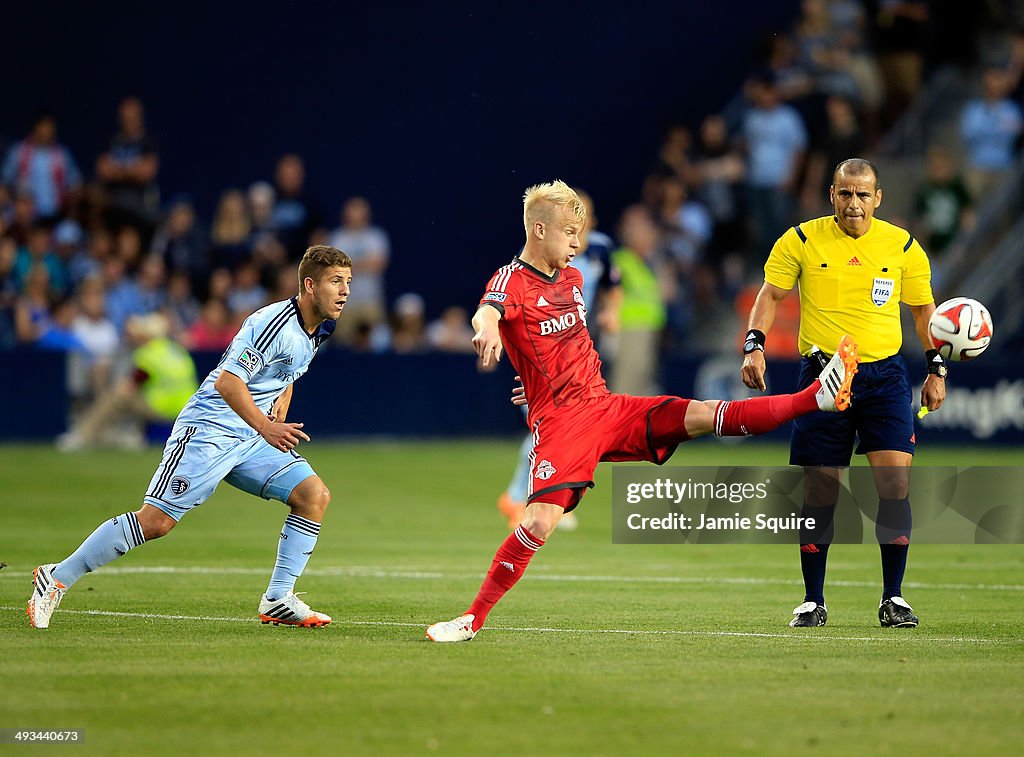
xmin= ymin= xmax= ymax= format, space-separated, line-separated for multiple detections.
xmin=522 ymin=179 xmax=587 ymax=235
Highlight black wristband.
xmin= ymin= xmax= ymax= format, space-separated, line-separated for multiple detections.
xmin=925 ymin=349 xmax=947 ymax=377
xmin=743 ymin=329 xmax=766 ymax=355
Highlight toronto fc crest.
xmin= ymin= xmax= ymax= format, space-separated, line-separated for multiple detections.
xmin=534 ymin=460 xmax=556 ymax=480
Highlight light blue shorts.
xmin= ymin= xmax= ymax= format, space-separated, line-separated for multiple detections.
xmin=142 ymin=422 xmax=317 ymax=521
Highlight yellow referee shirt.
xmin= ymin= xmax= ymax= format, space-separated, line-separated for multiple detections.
xmin=764 ymin=216 xmax=933 ymax=362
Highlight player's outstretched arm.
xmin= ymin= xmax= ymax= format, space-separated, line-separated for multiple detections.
xmin=741 ymin=282 xmax=790 ymax=391
xmin=214 ymin=371 xmax=310 ymax=451
xmin=472 ymin=305 xmax=503 ymax=368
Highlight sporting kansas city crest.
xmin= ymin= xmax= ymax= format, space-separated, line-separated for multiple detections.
xmin=170 ymin=477 xmax=190 ymax=496
xmin=872 ymin=277 xmax=894 ymax=307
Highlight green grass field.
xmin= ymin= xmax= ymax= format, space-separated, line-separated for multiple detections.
xmin=1 ymin=439 xmax=1022 ymax=755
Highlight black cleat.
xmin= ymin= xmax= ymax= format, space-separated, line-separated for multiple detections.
xmin=879 ymin=597 xmax=918 ymax=628
xmin=789 ymin=601 xmax=828 ymax=627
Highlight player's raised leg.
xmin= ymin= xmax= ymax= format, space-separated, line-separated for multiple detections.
xmin=28 ymin=504 xmax=175 ymax=629
xmin=258 ymin=474 xmax=332 ymax=627
xmin=690 ymin=335 xmax=859 ymax=439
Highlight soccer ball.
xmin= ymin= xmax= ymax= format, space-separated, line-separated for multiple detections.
xmin=928 ymin=297 xmax=993 ymax=361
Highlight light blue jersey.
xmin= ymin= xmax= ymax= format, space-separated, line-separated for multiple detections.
xmin=570 ymin=230 xmax=617 ymax=310
xmin=178 ymin=297 xmax=336 ymax=439
xmin=144 ymin=297 xmax=336 ymax=520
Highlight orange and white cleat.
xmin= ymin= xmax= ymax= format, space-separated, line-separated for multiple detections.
xmin=497 ymin=492 xmax=526 ymax=530
xmin=815 ymin=335 xmax=859 ymax=412
xmin=258 ymin=591 xmax=332 ymax=627
xmin=27 ymin=563 xmax=67 ymax=629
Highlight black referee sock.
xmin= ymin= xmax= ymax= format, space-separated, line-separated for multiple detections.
xmin=799 ymin=503 xmax=835 ymax=606
xmin=877 ymin=497 xmax=912 ymax=600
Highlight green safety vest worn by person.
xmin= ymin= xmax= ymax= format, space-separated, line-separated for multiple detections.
xmin=611 ymin=247 xmax=667 ymax=330
xmin=133 ymin=337 xmax=199 ymax=421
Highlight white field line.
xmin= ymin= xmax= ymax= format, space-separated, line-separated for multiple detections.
xmin=2 ymin=564 xmax=1023 ymax=592
xmin=1 ymin=606 xmax=1010 ymax=644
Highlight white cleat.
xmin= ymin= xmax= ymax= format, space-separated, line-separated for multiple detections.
xmin=815 ymin=335 xmax=859 ymax=412
xmin=27 ymin=564 xmax=67 ymax=629
xmin=258 ymin=591 xmax=332 ymax=627
xmin=426 ymin=613 xmax=477 ymax=643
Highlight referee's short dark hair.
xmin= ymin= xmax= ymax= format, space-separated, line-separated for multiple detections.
xmin=833 ymin=158 xmax=880 ymax=189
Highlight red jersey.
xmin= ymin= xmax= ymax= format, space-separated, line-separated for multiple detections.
xmin=479 ymin=257 xmax=609 ymax=423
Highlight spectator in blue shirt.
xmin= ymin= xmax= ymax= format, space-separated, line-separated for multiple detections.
xmin=14 ymin=225 xmax=69 ymax=295
xmin=102 ymin=255 xmax=146 ymax=334
xmin=1 ymin=113 xmax=82 ymax=221
xmin=742 ymin=72 xmax=808 ymax=251
xmin=960 ymin=65 xmax=1024 ymax=198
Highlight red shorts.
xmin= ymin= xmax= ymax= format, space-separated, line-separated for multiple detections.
xmin=527 ymin=394 xmax=691 ymax=511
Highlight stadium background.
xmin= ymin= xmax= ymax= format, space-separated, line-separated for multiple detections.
xmin=3 ymin=2 xmax=810 ymax=308
xmin=2 ymin=2 xmax=1020 ymax=444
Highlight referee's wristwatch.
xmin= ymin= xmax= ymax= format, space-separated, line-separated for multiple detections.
xmin=926 ymin=349 xmax=948 ymax=379
xmin=743 ymin=329 xmax=766 ymax=355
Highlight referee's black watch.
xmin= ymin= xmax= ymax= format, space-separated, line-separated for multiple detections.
xmin=926 ymin=349 xmax=948 ymax=379
xmin=743 ymin=329 xmax=766 ymax=355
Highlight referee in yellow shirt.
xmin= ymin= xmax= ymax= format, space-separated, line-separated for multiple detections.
xmin=741 ymin=158 xmax=946 ymax=629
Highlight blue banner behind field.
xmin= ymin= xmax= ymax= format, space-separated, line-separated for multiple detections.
xmin=2 ymin=349 xmax=525 ymax=441
xmin=2 ymin=350 xmax=1022 ymax=442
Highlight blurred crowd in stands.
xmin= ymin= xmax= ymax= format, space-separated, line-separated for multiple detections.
xmin=599 ymin=0 xmax=1023 ymax=389
xmin=1 ymin=0 xmax=1022 ymax=415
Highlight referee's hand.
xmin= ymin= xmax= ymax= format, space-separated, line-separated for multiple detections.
xmin=921 ymin=374 xmax=946 ymax=412
xmin=741 ymin=351 xmax=767 ymax=391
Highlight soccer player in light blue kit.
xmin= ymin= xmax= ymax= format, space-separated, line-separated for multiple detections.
xmin=28 ymin=245 xmax=353 ymax=629
xmin=496 ymin=190 xmax=621 ymax=531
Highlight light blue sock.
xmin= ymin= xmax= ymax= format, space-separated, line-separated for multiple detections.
xmin=266 ymin=514 xmax=321 ymax=600
xmin=507 ymin=434 xmax=534 ymax=504
xmin=52 ymin=512 xmax=146 ymax=587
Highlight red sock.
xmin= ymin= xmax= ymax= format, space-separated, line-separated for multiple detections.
xmin=466 ymin=525 xmax=544 ymax=631
xmin=714 ymin=383 xmax=820 ymax=436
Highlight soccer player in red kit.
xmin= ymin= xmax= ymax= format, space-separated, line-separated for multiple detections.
xmin=426 ymin=180 xmax=860 ymax=642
